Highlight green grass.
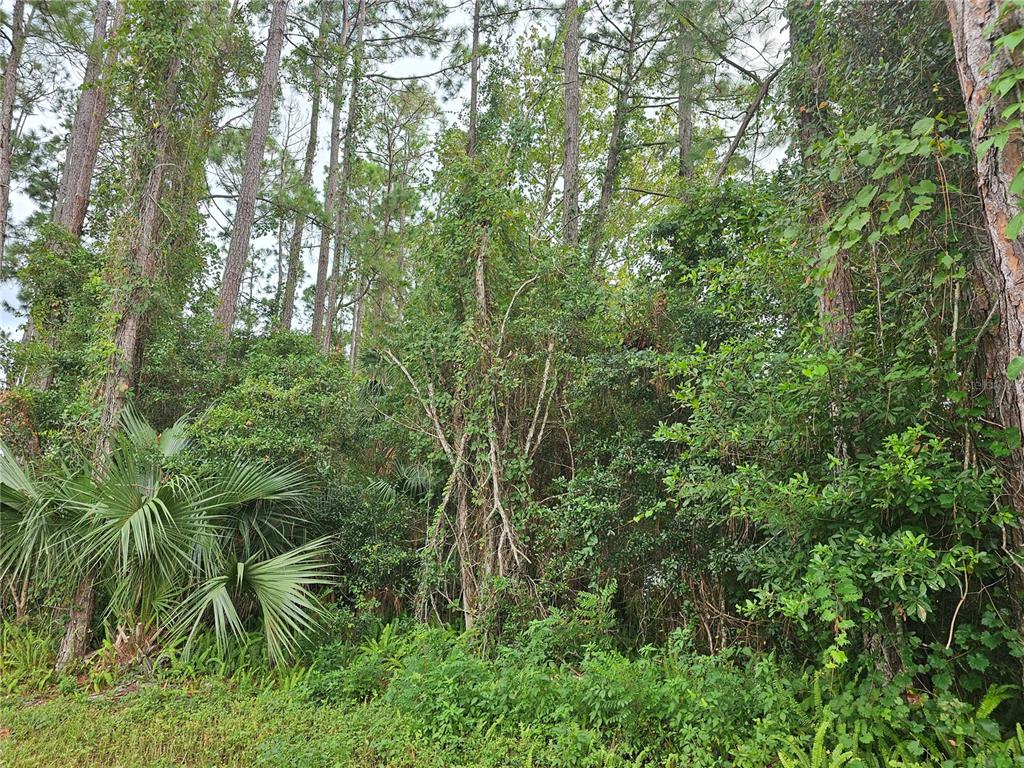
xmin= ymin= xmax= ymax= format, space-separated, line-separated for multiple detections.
xmin=0 ymin=683 xmax=585 ymax=768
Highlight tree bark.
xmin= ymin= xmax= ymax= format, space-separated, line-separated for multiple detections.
xmin=467 ymin=0 xmax=482 ymax=156
xmin=787 ymin=0 xmax=855 ymax=350
xmin=324 ymin=0 xmax=365 ymax=354
xmin=312 ymin=67 xmax=345 ymax=343
xmin=54 ymin=571 xmax=96 ymax=669
xmin=54 ymin=0 xmax=122 ymax=237
xmin=349 ymin=273 xmax=364 ymax=372
xmin=311 ymin=2 xmax=352 ymax=343
xmin=24 ymin=1 xmax=122 ymax=392
xmin=677 ymin=15 xmax=695 ymax=179
xmin=279 ymin=1 xmax=329 ymax=331
xmin=587 ymin=10 xmax=638 ymax=259
xmin=562 ymin=0 xmax=581 ymax=245
xmin=946 ymin=0 xmax=1024 ymax=600
xmin=56 ymin=50 xmax=184 ymax=668
xmin=214 ymin=0 xmax=289 ymax=341
xmin=0 ymin=0 xmax=27 ymax=273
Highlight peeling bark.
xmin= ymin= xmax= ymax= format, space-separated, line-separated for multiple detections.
xmin=946 ymin=0 xmax=1024 ymax=625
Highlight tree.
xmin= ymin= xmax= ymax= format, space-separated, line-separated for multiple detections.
xmin=1 ymin=410 xmax=330 ymax=666
xmin=946 ymin=0 xmax=1024 ymax=624
xmin=787 ymin=0 xmax=855 ymax=349
xmin=562 ymin=0 xmax=581 ymax=245
xmin=52 ymin=0 xmax=230 ymax=667
xmin=53 ymin=0 xmax=122 ymax=239
xmin=324 ymin=0 xmax=366 ymax=355
xmin=215 ymin=0 xmax=290 ymax=342
xmin=586 ymin=4 xmax=642 ymax=259
xmin=311 ymin=4 xmax=351 ymax=344
xmin=675 ymin=4 xmax=695 ymax=178
xmin=0 ymin=0 xmax=28 ymax=273
xmin=278 ymin=2 xmax=329 ymax=332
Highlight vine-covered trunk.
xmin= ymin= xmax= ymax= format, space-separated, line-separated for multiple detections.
xmin=54 ymin=572 xmax=96 ymax=669
xmin=56 ymin=54 xmax=184 ymax=669
xmin=946 ymin=0 xmax=1024 ymax=630
xmin=24 ymin=0 xmax=122 ymax=390
xmin=215 ymin=0 xmax=289 ymax=341
xmin=787 ymin=0 xmax=857 ymax=352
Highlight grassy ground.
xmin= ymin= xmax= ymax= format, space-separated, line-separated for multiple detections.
xmin=0 ymin=683 xmax=582 ymax=768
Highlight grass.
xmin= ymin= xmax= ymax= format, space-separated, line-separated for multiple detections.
xmin=0 ymin=682 xmax=580 ymax=768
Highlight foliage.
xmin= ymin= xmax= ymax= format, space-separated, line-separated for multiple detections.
xmin=0 ymin=409 xmax=332 ymax=664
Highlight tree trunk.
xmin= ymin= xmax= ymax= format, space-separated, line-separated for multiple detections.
xmin=562 ymin=0 xmax=581 ymax=245
xmin=349 ymin=275 xmax=364 ymax=372
xmin=946 ymin=0 xmax=1024 ymax=622
xmin=54 ymin=0 xmax=122 ymax=237
xmin=323 ymin=0 xmax=365 ymax=353
xmin=587 ymin=11 xmax=638 ymax=259
xmin=467 ymin=0 xmax=482 ymax=156
xmin=56 ymin=55 xmax=184 ymax=668
xmin=312 ymin=64 xmax=345 ymax=343
xmin=279 ymin=2 xmax=328 ymax=331
xmin=0 ymin=0 xmax=27 ymax=273
xmin=24 ymin=1 xmax=122 ymax=393
xmin=214 ymin=0 xmax=289 ymax=341
xmin=787 ymin=0 xmax=855 ymax=350
xmin=54 ymin=571 xmax=96 ymax=669
xmin=677 ymin=15 xmax=695 ymax=178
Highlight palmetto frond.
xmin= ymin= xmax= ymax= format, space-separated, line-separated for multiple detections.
xmin=1 ymin=411 xmax=330 ymax=664
xmin=178 ymin=538 xmax=332 ymax=665
xmin=119 ymin=407 xmax=191 ymax=459
xmin=0 ymin=441 xmax=74 ymax=582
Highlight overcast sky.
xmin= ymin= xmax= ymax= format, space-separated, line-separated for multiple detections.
xmin=1 ymin=1 xmax=784 ymax=337
xmin=0 ymin=0 xmax=477 ymax=336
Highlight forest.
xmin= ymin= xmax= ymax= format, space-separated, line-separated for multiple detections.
xmin=2 ymin=0 xmax=1024 ymax=765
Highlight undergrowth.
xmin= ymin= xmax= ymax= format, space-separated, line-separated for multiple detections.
xmin=2 ymin=614 xmax=1023 ymax=767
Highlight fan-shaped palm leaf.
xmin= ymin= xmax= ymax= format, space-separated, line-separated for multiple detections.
xmin=176 ymin=538 xmax=332 ymax=664
xmin=0 ymin=441 xmax=73 ymax=582
xmin=241 ymin=539 xmax=333 ymax=664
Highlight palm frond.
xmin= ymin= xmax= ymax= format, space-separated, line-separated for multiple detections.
xmin=177 ymin=573 xmax=247 ymax=658
xmin=239 ymin=538 xmax=334 ymax=665
xmin=192 ymin=459 xmax=312 ymax=515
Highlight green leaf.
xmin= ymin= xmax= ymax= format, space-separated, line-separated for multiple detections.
xmin=1007 ymin=356 xmax=1024 ymax=380
xmin=910 ymin=117 xmax=935 ymax=136
xmin=1006 ymin=212 xmax=1024 ymax=241
xmin=855 ymin=184 xmax=878 ymax=207
xmin=1010 ymin=170 xmax=1024 ymax=197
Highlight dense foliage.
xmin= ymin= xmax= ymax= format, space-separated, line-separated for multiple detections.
xmin=2 ymin=0 xmax=1024 ymax=764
